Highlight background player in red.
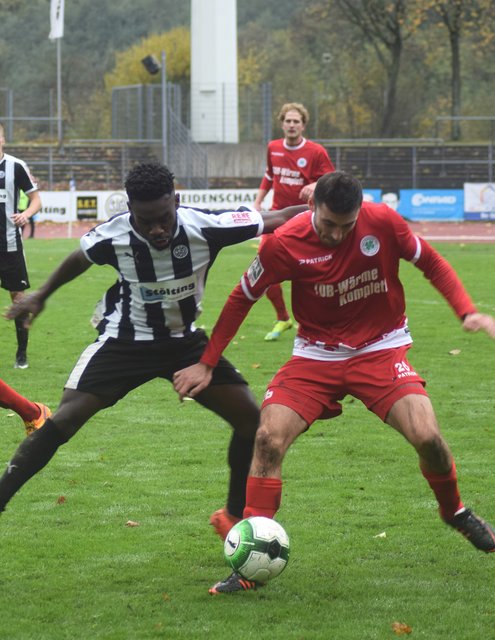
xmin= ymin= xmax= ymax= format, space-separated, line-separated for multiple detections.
xmin=253 ymin=103 xmax=335 ymax=341
xmin=0 ymin=378 xmax=50 ymax=436
xmin=174 ymin=171 xmax=495 ymax=594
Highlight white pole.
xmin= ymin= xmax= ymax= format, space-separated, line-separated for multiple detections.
xmin=57 ymin=38 xmax=62 ymax=146
xmin=161 ymin=51 xmax=168 ymax=165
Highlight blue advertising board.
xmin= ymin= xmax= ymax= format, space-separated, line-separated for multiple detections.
xmin=398 ymin=190 xmax=464 ymax=221
xmin=363 ymin=189 xmax=382 ymax=203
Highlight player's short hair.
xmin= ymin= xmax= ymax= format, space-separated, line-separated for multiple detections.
xmin=278 ymin=103 xmax=309 ymax=125
xmin=0 ymin=122 xmax=5 ymax=137
xmin=313 ymin=171 xmax=363 ymax=214
xmin=125 ymin=162 xmax=175 ymax=202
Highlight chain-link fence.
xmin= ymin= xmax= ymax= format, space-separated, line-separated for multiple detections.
xmin=0 ymin=87 xmax=61 ymax=141
xmin=110 ymin=82 xmax=274 ymax=145
xmin=4 ymin=80 xmax=495 ymax=147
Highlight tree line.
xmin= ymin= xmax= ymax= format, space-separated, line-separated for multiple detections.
xmin=1 ymin=0 xmax=493 ymax=142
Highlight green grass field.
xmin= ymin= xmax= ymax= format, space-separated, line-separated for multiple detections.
xmin=0 ymin=238 xmax=494 ymax=640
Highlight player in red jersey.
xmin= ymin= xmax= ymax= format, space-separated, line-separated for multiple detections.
xmin=0 ymin=378 xmax=51 ymax=436
xmin=253 ymin=103 xmax=335 ymax=342
xmin=174 ymin=171 xmax=495 ymax=594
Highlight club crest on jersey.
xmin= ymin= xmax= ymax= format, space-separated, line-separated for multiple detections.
xmin=173 ymin=244 xmax=189 ymax=259
xmin=247 ymin=256 xmax=264 ymax=286
xmin=360 ymin=235 xmax=380 ymax=256
xmin=0 ymin=171 xmax=5 ymax=179
xmin=297 ymin=158 xmax=307 ymax=168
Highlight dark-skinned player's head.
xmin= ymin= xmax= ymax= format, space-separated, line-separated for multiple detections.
xmin=125 ymin=163 xmax=178 ymax=251
xmin=125 ymin=162 xmax=175 ymax=202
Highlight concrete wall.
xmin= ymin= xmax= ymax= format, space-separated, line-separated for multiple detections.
xmin=200 ymin=143 xmax=265 ymax=177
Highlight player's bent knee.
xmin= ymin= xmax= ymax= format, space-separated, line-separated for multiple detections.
xmin=254 ymin=426 xmax=287 ymax=466
xmin=415 ymin=432 xmax=451 ymax=465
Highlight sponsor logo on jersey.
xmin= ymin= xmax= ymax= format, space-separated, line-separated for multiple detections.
xmin=273 ymin=167 xmax=301 ymax=178
xmin=299 ymin=253 xmax=333 ymax=265
xmin=137 ymin=275 xmax=196 ymax=302
xmin=173 ymin=244 xmax=189 ymax=259
xmin=272 ymin=165 xmax=304 ymax=187
xmin=247 ymin=256 xmax=264 ymax=287
xmin=297 ymin=157 xmax=308 ymax=168
xmin=360 ymin=235 xmax=380 ymax=256
xmin=231 ymin=211 xmax=253 ymax=224
xmin=338 ymin=279 xmax=388 ymax=306
xmin=314 ymin=283 xmax=336 ymax=297
xmin=313 ymin=268 xmax=389 ymax=306
xmin=0 ymin=189 xmax=7 ymax=202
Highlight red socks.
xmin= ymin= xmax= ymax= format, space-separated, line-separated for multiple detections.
xmin=421 ymin=461 xmax=463 ymax=521
xmin=244 ymin=466 xmax=462 ymax=524
xmin=0 ymin=379 xmax=39 ymax=422
xmin=265 ymin=284 xmax=290 ymax=321
xmin=243 ymin=476 xmax=282 ymax=519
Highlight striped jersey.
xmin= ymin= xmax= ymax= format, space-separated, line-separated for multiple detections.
xmin=80 ymin=206 xmax=264 ymax=341
xmin=0 ymin=153 xmax=37 ymax=252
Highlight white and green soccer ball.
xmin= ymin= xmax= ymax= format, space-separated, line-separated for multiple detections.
xmin=223 ymin=516 xmax=290 ymax=583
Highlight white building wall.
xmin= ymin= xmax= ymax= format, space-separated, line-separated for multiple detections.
xmin=190 ymin=0 xmax=239 ymax=143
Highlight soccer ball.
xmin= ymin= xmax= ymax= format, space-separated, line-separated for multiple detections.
xmin=223 ymin=516 xmax=290 ymax=583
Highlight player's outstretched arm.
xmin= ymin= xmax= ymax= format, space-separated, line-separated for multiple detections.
xmin=5 ymin=249 xmax=92 ymax=327
xmin=463 ymin=312 xmax=495 ymax=338
xmin=173 ymin=284 xmax=256 ymax=400
xmin=173 ymin=363 xmax=214 ymax=401
xmin=415 ymin=240 xmax=495 ymax=338
xmin=261 ymin=204 xmax=307 ymax=233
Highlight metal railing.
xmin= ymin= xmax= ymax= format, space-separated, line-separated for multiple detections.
xmin=316 ymin=138 xmax=445 ymax=183
xmin=29 ymin=159 xmax=112 ymax=190
xmin=111 ymin=83 xmax=207 ymax=188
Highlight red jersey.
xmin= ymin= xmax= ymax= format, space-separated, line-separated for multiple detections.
xmin=259 ymin=138 xmax=335 ymax=209
xmin=201 ymin=203 xmax=477 ymax=366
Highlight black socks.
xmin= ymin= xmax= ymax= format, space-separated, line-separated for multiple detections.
xmin=226 ymin=432 xmax=254 ymax=518
xmin=0 ymin=419 xmax=68 ymax=513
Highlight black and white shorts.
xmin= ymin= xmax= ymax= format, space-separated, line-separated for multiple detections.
xmin=65 ymin=329 xmax=246 ymax=404
xmin=0 ymin=250 xmax=29 ymax=292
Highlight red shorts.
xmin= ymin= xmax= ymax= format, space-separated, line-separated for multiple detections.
xmin=261 ymin=345 xmax=427 ymax=425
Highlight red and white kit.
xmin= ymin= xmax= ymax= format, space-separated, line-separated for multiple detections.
xmin=259 ymin=138 xmax=335 ymax=209
xmin=200 ymin=203 xmax=476 ymax=422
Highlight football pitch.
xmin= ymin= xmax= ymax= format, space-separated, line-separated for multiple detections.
xmin=0 ymin=238 xmax=494 ymax=640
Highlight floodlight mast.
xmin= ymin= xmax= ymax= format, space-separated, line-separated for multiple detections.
xmin=141 ymin=52 xmax=168 ymax=165
xmin=160 ymin=51 xmax=168 ymax=166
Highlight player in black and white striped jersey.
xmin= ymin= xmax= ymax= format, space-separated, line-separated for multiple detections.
xmin=2 ymin=162 xmax=305 ymax=534
xmin=83 ymin=202 xmax=266 ymax=341
xmin=0 ymin=122 xmax=42 ymax=368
